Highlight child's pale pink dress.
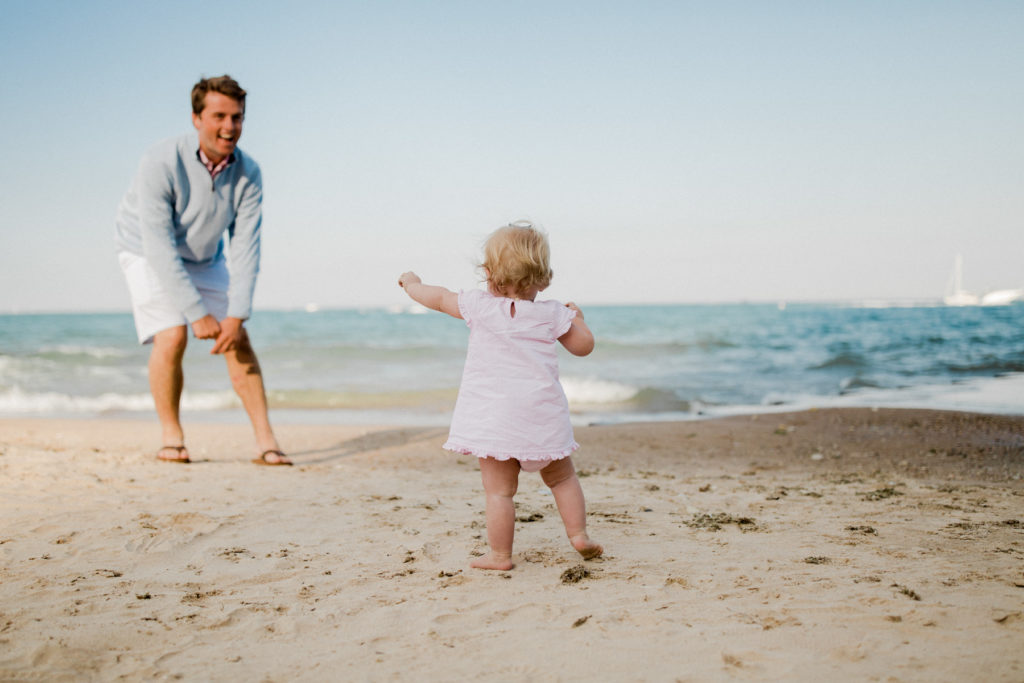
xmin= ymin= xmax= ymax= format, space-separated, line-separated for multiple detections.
xmin=443 ymin=289 xmax=578 ymax=472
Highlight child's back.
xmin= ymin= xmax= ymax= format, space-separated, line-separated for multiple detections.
xmin=398 ymin=221 xmax=602 ymax=569
xmin=445 ymin=290 xmax=578 ymax=469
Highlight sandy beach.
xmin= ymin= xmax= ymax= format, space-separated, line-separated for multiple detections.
xmin=1 ymin=408 xmax=1022 ymax=681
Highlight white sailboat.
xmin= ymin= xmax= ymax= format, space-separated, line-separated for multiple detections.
xmin=944 ymin=254 xmax=979 ymax=306
xmin=944 ymin=255 xmax=1023 ymax=306
xmin=981 ymin=288 xmax=1024 ymax=306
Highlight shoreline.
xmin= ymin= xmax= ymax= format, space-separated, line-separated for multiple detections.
xmin=1 ymin=407 xmax=1022 ymax=680
xmin=5 ymin=369 xmax=1024 ymax=428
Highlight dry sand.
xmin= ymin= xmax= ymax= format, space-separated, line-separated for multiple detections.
xmin=1 ymin=408 xmax=1022 ymax=681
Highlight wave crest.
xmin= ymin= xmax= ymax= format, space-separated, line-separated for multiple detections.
xmin=0 ymin=387 xmax=237 ymax=414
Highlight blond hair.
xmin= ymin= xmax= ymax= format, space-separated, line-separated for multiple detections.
xmin=480 ymin=221 xmax=553 ymax=297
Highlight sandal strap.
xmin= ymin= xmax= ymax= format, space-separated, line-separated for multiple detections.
xmin=259 ymin=449 xmax=287 ymax=461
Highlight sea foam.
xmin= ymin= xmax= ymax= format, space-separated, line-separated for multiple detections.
xmin=0 ymin=387 xmax=237 ymax=415
xmin=561 ymin=378 xmax=639 ymax=404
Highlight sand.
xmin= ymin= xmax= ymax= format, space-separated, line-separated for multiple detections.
xmin=1 ymin=408 xmax=1022 ymax=681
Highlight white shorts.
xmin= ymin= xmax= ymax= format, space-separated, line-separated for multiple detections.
xmin=118 ymin=252 xmax=229 ymax=344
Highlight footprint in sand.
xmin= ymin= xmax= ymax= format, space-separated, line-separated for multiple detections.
xmin=489 ymin=602 xmax=561 ymax=624
xmin=721 ymin=649 xmax=773 ymax=677
xmin=124 ymin=512 xmax=224 ymax=553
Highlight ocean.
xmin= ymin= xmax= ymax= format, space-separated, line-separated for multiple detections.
xmin=2 ymin=302 xmax=1023 ymax=425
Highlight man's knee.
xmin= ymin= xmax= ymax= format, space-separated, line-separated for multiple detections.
xmin=151 ymin=326 xmax=188 ymax=358
xmin=231 ymin=328 xmax=259 ymax=365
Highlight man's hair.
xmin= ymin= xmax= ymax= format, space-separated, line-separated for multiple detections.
xmin=480 ymin=221 xmax=553 ymax=296
xmin=191 ymin=75 xmax=247 ymax=114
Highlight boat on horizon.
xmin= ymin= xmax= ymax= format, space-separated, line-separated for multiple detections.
xmin=944 ymin=255 xmax=1023 ymax=307
xmin=980 ymin=288 xmax=1024 ymax=306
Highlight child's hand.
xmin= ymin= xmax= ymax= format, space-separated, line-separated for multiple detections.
xmin=398 ymin=272 xmax=421 ymax=289
xmin=559 ymin=302 xmax=594 ymax=356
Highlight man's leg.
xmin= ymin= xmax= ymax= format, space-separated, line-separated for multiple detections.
xmin=223 ymin=328 xmax=290 ymax=464
xmin=150 ymin=326 xmax=190 ymax=461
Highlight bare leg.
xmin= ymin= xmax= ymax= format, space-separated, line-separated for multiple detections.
xmin=471 ymin=457 xmax=520 ymax=570
xmin=222 ymin=329 xmax=289 ymax=464
xmin=541 ymin=457 xmax=603 ymax=559
xmin=149 ymin=326 xmax=190 ymax=461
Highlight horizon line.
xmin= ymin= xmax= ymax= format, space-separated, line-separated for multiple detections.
xmin=1 ymin=297 xmax=961 ymax=316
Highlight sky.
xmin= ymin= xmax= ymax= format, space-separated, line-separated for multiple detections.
xmin=1 ymin=0 xmax=1021 ymax=312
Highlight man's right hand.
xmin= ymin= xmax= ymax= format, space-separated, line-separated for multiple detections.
xmin=191 ymin=314 xmax=221 ymax=340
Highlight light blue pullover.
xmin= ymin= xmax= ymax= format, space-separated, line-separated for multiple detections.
xmin=115 ymin=133 xmax=262 ymax=322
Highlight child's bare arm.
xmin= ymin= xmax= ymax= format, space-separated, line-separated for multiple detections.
xmin=558 ymin=302 xmax=594 ymax=356
xmin=398 ymin=271 xmax=462 ymax=319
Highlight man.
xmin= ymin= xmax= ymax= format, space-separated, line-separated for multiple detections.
xmin=115 ymin=75 xmax=290 ymax=465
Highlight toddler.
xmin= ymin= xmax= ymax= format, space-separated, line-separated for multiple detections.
xmin=398 ymin=221 xmax=603 ymax=570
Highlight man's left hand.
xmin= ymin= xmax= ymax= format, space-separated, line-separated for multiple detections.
xmin=211 ymin=317 xmax=245 ymax=354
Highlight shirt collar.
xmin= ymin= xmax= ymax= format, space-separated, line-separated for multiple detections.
xmin=196 ymin=147 xmax=236 ymax=180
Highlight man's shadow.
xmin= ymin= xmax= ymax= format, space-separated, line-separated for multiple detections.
xmin=288 ymin=427 xmax=449 ymax=465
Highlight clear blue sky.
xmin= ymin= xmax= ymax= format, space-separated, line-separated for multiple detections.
xmin=1 ymin=1 xmax=1021 ymax=312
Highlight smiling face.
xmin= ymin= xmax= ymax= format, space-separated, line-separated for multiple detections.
xmin=192 ymin=92 xmax=244 ymax=164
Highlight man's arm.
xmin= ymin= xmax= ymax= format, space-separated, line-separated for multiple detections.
xmin=211 ymin=159 xmax=262 ymax=354
xmin=224 ymin=161 xmax=262 ymax=322
xmin=134 ymin=149 xmax=209 ymax=323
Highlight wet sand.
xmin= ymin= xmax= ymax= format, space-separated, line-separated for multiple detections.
xmin=1 ymin=408 xmax=1022 ymax=681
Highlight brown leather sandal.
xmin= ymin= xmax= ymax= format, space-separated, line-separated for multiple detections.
xmin=252 ymin=449 xmax=292 ymax=466
xmin=156 ymin=445 xmax=190 ymax=464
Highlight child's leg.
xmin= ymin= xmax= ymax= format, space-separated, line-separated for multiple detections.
xmin=472 ymin=457 xmax=521 ymax=570
xmin=541 ymin=457 xmax=603 ymax=560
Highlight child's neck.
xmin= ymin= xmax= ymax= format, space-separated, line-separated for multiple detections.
xmin=491 ymin=284 xmax=538 ymax=301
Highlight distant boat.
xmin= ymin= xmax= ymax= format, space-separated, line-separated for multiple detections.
xmin=944 ymin=255 xmax=1023 ymax=306
xmin=981 ymin=288 xmax=1024 ymax=306
xmin=944 ymin=255 xmax=979 ymax=306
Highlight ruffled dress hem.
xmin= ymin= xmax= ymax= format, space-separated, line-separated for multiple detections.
xmin=442 ymin=441 xmax=579 ymax=462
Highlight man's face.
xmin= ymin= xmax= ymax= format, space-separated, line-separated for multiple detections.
xmin=192 ymin=92 xmax=244 ymax=164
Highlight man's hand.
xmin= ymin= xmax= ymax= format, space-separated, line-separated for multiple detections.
xmin=211 ymin=317 xmax=245 ymax=354
xmin=192 ymin=314 xmax=221 ymax=340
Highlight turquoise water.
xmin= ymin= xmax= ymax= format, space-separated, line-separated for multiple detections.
xmin=1 ymin=302 xmax=1023 ymax=423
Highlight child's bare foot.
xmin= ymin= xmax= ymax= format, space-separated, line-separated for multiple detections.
xmin=570 ymin=534 xmax=604 ymax=560
xmin=470 ymin=551 xmax=514 ymax=571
